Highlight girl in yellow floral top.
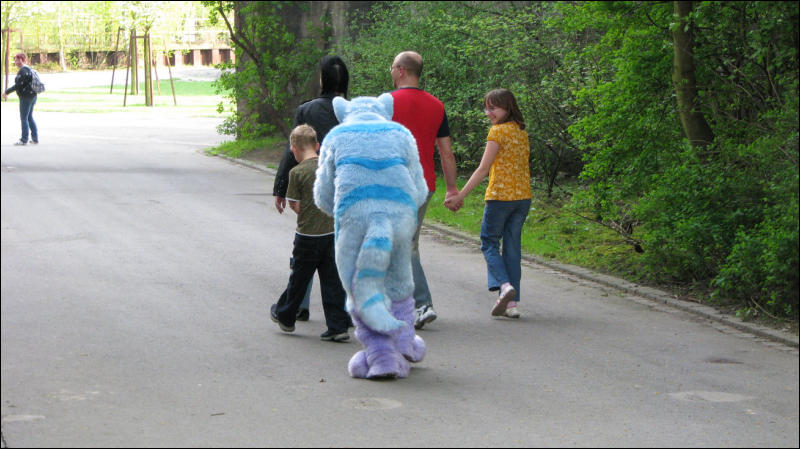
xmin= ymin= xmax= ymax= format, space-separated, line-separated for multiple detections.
xmin=446 ymin=89 xmax=531 ymax=318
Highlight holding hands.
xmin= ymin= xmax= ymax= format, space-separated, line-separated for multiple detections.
xmin=444 ymin=189 xmax=464 ymax=212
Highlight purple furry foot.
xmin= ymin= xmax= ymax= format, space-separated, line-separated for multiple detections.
xmin=348 ymin=350 xmax=369 ymax=378
xmin=391 ymin=297 xmax=426 ymax=363
xmin=367 ymin=352 xmax=409 ymax=379
xmin=400 ymin=335 xmax=426 ymax=363
xmin=351 ymin=313 xmax=406 ymax=379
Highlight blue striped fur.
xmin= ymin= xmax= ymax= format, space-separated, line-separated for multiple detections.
xmin=313 ymin=94 xmax=429 ymax=336
xmin=362 ymin=237 xmax=392 ymax=251
xmin=336 ymin=156 xmax=407 ymax=171
xmin=362 ymin=293 xmax=385 ymax=309
xmin=334 ymin=184 xmax=417 ymax=219
xmin=325 ymin=121 xmax=405 ymax=139
xmin=356 ymin=269 xmax=386 ymax=280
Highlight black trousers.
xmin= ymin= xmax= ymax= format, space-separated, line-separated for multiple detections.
xmin=275 ymin=233 xmax=348 ymax=333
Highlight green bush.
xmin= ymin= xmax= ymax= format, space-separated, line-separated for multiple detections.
xmin=557 ymin=1 xmax=798 ymax=318
xmin=335 ymin=1 xmax=583 ymax=183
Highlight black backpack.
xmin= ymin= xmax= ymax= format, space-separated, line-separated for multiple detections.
xmin=29 ymin=67 xmax=45 ymax=94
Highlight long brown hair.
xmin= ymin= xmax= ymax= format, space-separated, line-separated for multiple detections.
xmin=484 ymin=88 xmax=525 ymax=130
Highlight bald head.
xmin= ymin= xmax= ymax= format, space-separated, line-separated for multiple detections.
xmin=394 ymin=51 xmax=423 ymax=79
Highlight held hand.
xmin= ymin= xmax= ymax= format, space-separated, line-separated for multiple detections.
xmin=444 ymin=192 xmax=464 ymax=212
xmin=274 ymin=196 xmax=286 ymax=214
xmin=444 ymin=188 xmax=461 ymax=211
xmin=1 ymin=93 xmax=6 ymax=101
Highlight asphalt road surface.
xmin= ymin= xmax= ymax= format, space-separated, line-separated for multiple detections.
xmin=1 ymin=98 xmax=798 ymax=447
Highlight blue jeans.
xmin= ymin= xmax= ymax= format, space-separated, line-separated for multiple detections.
xmin=480 ymin=199 xmax=531 ymax=302
xmin=411 ymin=191 xmax=434 ymax=308
xmin=19 ymin=95 xmax=38 ymax=143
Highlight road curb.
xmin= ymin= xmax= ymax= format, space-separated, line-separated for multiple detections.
xmin=220 ymin=153 xmax=799 ymax=349
xmin=424 ymin=221 xmax=798 ymax=349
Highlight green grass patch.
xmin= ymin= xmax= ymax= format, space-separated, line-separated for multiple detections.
xmin=206 ymin=136 xmax=285 ymax=160
xmin=5 ymin=78 xmax=227 ymax=116
xmin=427 ymin=177 xmax=648 ymax=281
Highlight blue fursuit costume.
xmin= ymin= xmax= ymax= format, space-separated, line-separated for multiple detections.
xmin=314 ymin=94 xmax=429 ymax=379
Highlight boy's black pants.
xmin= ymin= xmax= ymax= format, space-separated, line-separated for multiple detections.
xmin=275 ymin=233 xmax=348 ymax=333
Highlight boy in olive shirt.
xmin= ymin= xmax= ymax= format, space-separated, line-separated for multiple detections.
xmin=270 ymin=124 xmax=350 ymax=341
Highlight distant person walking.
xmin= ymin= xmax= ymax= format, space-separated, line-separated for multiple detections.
xmin=272 ymin=55 xmax=349 ymax=321
xmin=388 ymin=51 xmax=459 ymax=329
xmin=445 ymin=88 xmax=531 ymax=319
xmin=2 ymin=53 xmax=40 ymax=146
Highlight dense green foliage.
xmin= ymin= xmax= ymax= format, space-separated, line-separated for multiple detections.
xmin=331 ymin=1 xmax=798 ymax=319
xmin=557 ymin=1 xmax=798 ymax=317
xmin=217 ymin=1 xmax=798 ymax=319
xmin=336 ymin=2 xmax=584 ymax=194
xmin=204 ymin=1 xmax=326 ymax=139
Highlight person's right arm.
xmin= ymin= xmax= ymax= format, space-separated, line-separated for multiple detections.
xmin=3 ymin=69 xmax=24 ymax=99
xmin=445 ymin=140 xmax=499 ymax=210
xmin=273 ymin=145 xmax=298 ymax=213
xmin=273 ymin=105 xmax=306 ymax=212
xmin=437 ymin=136 xmax=459 ymax=199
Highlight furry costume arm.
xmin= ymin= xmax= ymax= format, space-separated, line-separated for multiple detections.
xmin=313 ymin=140 xmax=336 ymax=216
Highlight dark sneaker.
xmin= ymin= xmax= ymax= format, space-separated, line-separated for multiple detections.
xmin=414 ymin=304 xmax=437 ymax=329
xmin=320 ymin=330 xmax=350 ymax=342
xmin=270 ymin=304 xmax=295 ymax=332
xmin=296 ymin=308 xmax=310 ymax=321
xmin=31 ymin=140 xmax=38 ymax=144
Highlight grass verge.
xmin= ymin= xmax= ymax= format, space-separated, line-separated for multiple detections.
xmin=427 ymin=176 xmax=649 ymax=281
xmin=4 ymin=79 xmax=226 ymax=116
xmin=205 ymin=136 xmax=285 ymax=162
xmin=427 ymin=176 xmax=797 ymax=333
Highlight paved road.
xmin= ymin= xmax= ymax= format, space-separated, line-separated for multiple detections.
xmin=1 ymin=104 xmax=798 ymax=447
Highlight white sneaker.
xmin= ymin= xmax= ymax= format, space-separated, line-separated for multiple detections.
xmin=491 ymin=284 xmax=516 ymax=316
xmin=13 ymin=140 xmax=26 ymax=146
xmin=503 ymin=306 xmax=520 ymax=319
xmin=414 ymin=304 xmax=437 ymax=329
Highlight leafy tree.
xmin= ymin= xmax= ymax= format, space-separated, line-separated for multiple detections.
xmin=204 ymin=0 xmax=327 ymax=138
xmin=557 ymin=1 xmax=798 ymax=317
xmin=335 ymin=1 xmax=583 ymax=195
xmin=672 ymin=1 xmax=714 ymax=148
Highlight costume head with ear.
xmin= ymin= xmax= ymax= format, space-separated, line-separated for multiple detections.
xmin=333 ymin=93 xmax=394 ymax=123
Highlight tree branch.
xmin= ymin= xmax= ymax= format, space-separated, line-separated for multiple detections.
xmin=215 ymin=1 xmax=259 ymax=67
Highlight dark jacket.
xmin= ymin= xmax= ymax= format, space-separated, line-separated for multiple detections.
xmin=4 ymin=66 xmax=36 ymax=98
xmin=273 ymin=94 xmax=340 ymax=198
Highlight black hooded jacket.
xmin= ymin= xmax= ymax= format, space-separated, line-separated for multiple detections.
xmin=272 ymin=93 xmax=340 ymax=198
xmin=4 ymin=66 xmax=36 ymax=98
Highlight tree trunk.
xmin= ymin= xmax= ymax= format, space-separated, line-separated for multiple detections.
xmin=56 ymin=4 xmax=67 ymax=71
xmin=672 ymin=1 xmax=714 ymax=147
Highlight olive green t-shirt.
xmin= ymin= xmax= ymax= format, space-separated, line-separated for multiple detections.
xmin=286 ymin=157 xmax=334 ymax=236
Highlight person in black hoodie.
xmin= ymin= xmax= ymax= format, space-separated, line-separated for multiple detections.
xmin=2 ymin=53 xmax=39 ymax=145
xmin=272 ymin=55 xmax=349 ymax=321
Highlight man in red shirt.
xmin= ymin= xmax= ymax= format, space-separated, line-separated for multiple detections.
xmin=389 ymin=51 xmax=459 ymax=329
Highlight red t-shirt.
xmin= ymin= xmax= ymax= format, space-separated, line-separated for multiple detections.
xmin=391 ymin=88 xmax=449 ymax=192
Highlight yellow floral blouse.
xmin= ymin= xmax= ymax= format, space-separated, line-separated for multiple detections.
xmin=485 ymin=122 xmax=531 ymax=201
